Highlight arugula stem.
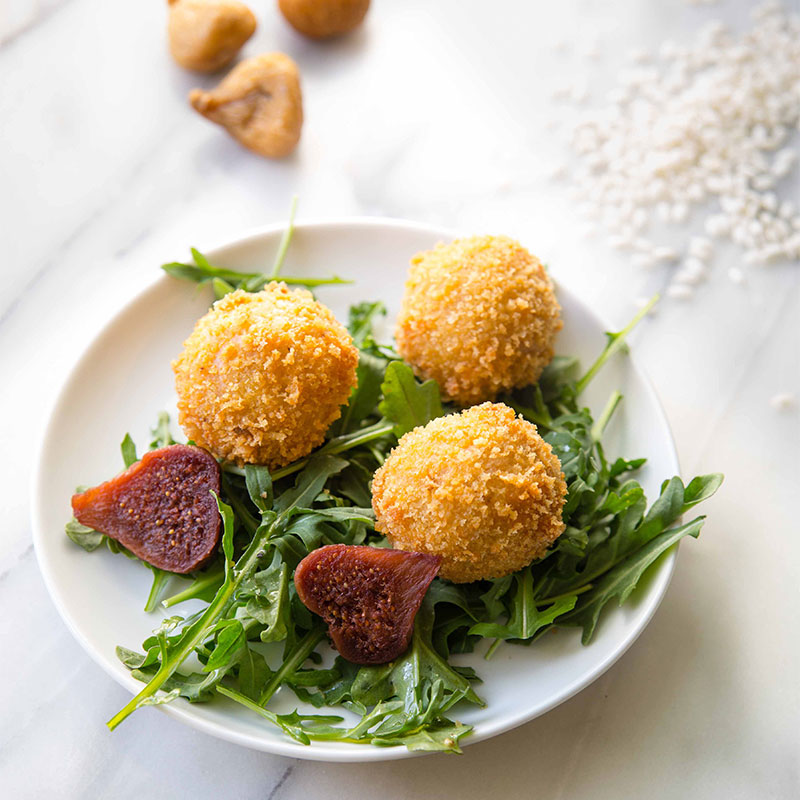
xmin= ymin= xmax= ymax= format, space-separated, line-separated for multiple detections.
xmin=269 ymin=195 xmax=298 ymax=279
xmin=367 ymin=445 xmax=386 ymax=466
xmin=258 ymin=628 xmax=326 ymax=706
xmin=279 ymin=276 xmax=352 ymax=287
xmin=536 ymin=583 xmax=594 ymax=605
xmin=108 ymin=592 xmax=234 ymax=729
xmin=161 ymin=567 xmax=225 ymax=609
xmin=576 ymin=294 xmax=658 ymax=395
xmin=221 ymin=420 xmax=395 ymax=481
xmin=216 ymin=686 xmax=353 ymax=744
xmin=319 ymin=420 xmax=395 ymax=457
xmin=591 ymin=391 xmax=623 ymax=443
xmin=550 ymin=518 xmax=703 ymax=595
xmin=212 ymin=278 xmax=235 ymax=300
xmin=221 ymin=478 xmax=260 ymax=535
xmin=485 ymin=639 xmax=503 ymax=659
xmin=144 ymin=568 xmax=171 ymax=613
xmin=220 ymin=464 xmax=246 ymax=477
xmin=107 ymin=519 xmax=279 ymax=730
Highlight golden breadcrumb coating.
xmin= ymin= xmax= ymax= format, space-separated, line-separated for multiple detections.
xmin=371 ymin=403 xmax=566 ymax=583
xmin=173 ymin=284 xmax=358 ymax=467
xmin=395 ymin=235 xmax=562 ymax=406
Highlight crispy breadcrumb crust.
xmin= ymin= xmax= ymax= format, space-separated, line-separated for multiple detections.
xmin=371 ymin=403 xmax=566 ymax=583
xmin=395 ymin=235 xmax=562 ymax=406
xmin=172 ymin=284 xmax=358 ymax=467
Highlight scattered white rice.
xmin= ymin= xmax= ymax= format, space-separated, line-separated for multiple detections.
xmin=770 ymin=392 xmax=797 ymax=411
xmin=728 ymin=266 xmax=746 ymax=284
xmin=561 ymin=1 xmax=800 ymax=298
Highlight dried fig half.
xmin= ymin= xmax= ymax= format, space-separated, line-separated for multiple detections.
xmin=189 ymin=52 xmax=303 ymax=158
xmin=168 ymin=0 xmax=257 ymax=73
xmin=294 ymin=544 xmax=441 ymax=664
xmin=71 ymin=444 xmax=221 ymax=574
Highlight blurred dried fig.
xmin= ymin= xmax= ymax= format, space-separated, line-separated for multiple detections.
xmin=189 ymin=53 xmax=303 ymax=158
xmin=168 ymin=0 xmax=256 ymax=73
xmin=278 ymin=0 xmax=369 ymax=40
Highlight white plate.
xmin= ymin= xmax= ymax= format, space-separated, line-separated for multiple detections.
xmin=32 ymin=218 xmax=679 ymax=762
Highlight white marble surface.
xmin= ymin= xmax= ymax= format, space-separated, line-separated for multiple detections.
xmin=1 ymin=0 xmax=798 ymax=797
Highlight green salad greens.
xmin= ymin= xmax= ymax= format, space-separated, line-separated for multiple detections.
xmin=66 ymin=229 xmax=722 ymax=753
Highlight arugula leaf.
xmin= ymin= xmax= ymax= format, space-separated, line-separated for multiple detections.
xmin=162 ymin=200 xmax=349 ymax=296
xmin=203 ymin=619 xmax=247 ymax=673
xmin=237 ymin=646 xmax=273 ymax=702
xmin=542 ymin=474 xmax=720 ymax=602
xmin=241 ymin=562 xmax=292 ymax=643
xmin=245 ymin=465 xmax=273 ymax=513
xmin=149 ymin=412 xmax=176 ymax=449
xmin=379 ymin=361 xmax=443 ymax=437
xmin=65 ymin=519 xmax=105 ymax=551
xmin=558 ymin=517 xmax=707 ymax=643
xmin=163 ymin=261 xmax=352 ymax=292
xmin=479 ymin=576 xmax=514 ymax=619
xmin=306 ymin=507 xmax=375 ymax=524
xmin=682 ymin=473 xmax=724 ymax=510
xmin=217 ymin=685 xmax=345 ymax=745
xmin=372 ymin=720 xmax=471 ymax=753
xmin=469 ymin=570 xmax=577 ymax=642
xmin=144 ymin=567 xmax=172 ymax=613
xmin=257 ymin=627 xmax=327 ymax=706
xmin=116 ymin=646 xmax=149 ymax=670
xmin=162 ymin=250 xmax=350 ymax=295
xmin=348 ymin=301 xmax=387 ymax=348
xmin=336 ymin=352 xmax=386 ymax=435
xmin=350 ymin=663 xmax=394 ymax=708
xmin=390 ymin=597 xmax=483 ymax=710
xmin=120 ymin=434 xmax=137 ymax=468
xmin=259 ymin=418 xmax=395 ymax=484
xmin=274 ymin=455 xmax=349 ymax=514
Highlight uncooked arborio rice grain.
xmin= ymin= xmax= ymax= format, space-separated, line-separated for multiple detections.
xmin=567 ymin=1 xmax=800 ymax=294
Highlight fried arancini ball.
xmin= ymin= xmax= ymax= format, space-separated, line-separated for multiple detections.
xmin=173 ymin=284 xmax=358 ymax=467
xmin=395 ymin=236 xmax=562 ymax=406
xmin=371 ymin=403 xmax=566 ymax=583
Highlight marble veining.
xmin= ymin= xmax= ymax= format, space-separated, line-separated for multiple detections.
xmin=0 ymin=0 xmax=73 ymax=47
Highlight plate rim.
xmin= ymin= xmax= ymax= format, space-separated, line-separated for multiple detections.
xmin=31 ymin=217 xmax=680 ymax=762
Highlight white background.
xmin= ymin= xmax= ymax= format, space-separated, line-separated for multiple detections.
xmin=1 ymin=0 xmax=798 ymax=797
